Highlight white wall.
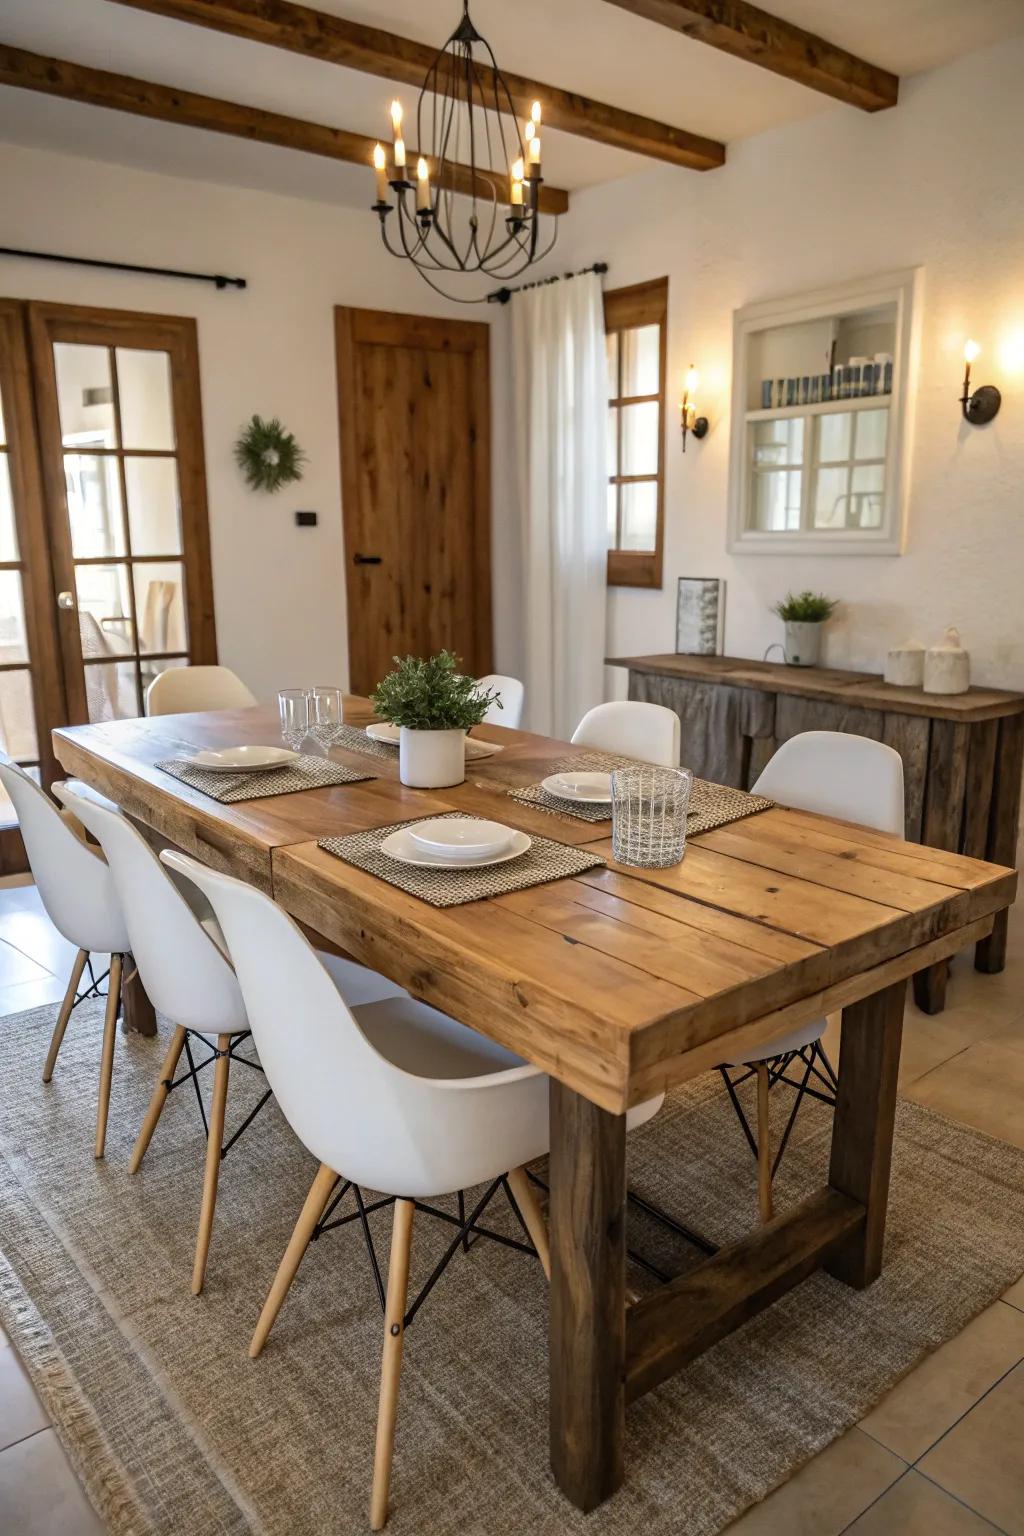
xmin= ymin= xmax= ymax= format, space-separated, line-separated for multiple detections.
xmin=551 ymin=37 xmax=1024 ymax=696
xmin=0 ymin=142 xmax=534 ymax=700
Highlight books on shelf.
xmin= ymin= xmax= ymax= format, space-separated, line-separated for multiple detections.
xmin=760 ymin=354 xmax=893 ymax=411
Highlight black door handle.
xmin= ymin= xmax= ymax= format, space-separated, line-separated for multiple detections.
xmin=353 ymin=553 xmax=382 ymax=565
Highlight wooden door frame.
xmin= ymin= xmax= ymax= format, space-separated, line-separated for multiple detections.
xmin=27 ymin=300 xmax=217 ymax=723
xmin=0 ymin=300 xmax=66 ymax=791
xmin=334 ymin=306 xmax=492 ymax=693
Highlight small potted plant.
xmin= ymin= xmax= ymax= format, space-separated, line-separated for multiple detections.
xmin=771 ymin=591 xmax=838 ymax=667
xmin=371 ymin=651 xmax=500 ymax=789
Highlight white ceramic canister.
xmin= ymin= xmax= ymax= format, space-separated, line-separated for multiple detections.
xmin=884 ymin=639 xmax=926 ymax=688
xmin=398 ymin=726 xmax=466 ymax=788
xmin=923 ymin=627 xmax=970 ymax=695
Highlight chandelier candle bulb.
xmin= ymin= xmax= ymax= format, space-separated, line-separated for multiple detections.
xmin=529 ymin=134 xmax=542 ymax=166
xmin=416 ymin=156 xmax=431 ymax=211
xmin=510 ymin=157 xmax=524 ymax=206
xmin=531 ymin=100 xmax=542 ymax=125
xmin=373 ymin=142 xmax=388 ymax=203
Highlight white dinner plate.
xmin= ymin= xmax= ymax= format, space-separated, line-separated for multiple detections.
xmin=186 ymin=745 xmax=300 ymax=774
xmin=365 ymin=722 xmax=502 ymax=760
xmin=407 ymin=817 xmax=512 ymax=859
xmin=381 ymin=826 xmax=532 ymax=869
xmin=541 ymin=771 xmax=613 ymax=804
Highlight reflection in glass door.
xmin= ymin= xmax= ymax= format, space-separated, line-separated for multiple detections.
xmin=30 ymin=304 xmax=216 ymax=725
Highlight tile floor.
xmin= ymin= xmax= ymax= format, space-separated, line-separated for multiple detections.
xmin=0 ymin=875 xmax=1021 ymax=1534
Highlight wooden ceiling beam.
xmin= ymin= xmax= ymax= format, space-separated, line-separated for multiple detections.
xmin=602 ymin=0 xmax=899 ymax=112
xmin=106 ymin=0 xmax=726 ymax=171
xmin=0 ymin=42 xmax=570 ymax=214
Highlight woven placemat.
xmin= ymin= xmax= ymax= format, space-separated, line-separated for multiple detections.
xmin=318 ymin=811 xmax=604 ymax=908
xmin=155 ymin=754 xmax=375 ymax=803
xmin=509 ymin=754 xmax=773 ymax=834
xmin=326 ymin=723 xmax=502 ymax=764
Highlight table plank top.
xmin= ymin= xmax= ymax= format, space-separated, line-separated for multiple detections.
xmin=53 ymin=703 xmax=1016 ymax=1112
xmin=607 ymin=653 xmax=1024 ymax=722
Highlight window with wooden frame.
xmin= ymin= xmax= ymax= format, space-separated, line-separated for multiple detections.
xmin=604 ymin=277 xmax=667 ymax=588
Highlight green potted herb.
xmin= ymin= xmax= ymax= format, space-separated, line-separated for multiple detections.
xmin=371 ymin=651 xmax=499 ymax=788
xmin=771 ymin=591 xmax=838 ymax=667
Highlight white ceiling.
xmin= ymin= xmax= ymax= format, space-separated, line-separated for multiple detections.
xmin=1 ymin=0 xmax=1023 ymax=206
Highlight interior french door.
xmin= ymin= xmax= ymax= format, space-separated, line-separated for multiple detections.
xmin=28 ymin=302 xmax=216 ymax=726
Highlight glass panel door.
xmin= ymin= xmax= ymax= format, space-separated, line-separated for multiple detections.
xmin=29 ymin=304 xmax=216 ymax=725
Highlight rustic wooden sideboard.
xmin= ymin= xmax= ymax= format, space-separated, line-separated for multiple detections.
xmin=609 ymin=653 xmax=1024 ymax=1015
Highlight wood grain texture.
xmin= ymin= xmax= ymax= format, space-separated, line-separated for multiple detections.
xmin=600 ymin=0 xmax=899 ymax=111
xmin=548 ymin=1081 xmax=626 ymax=1510
xmin=976 ymin=711 xmax=1024 ymax=975
xmin=107 ymin=0 xmax=726 ymax=170
xmin=881 ymin=711 xmax=930 ymax=842
xmin=826 ymin=979 xmax=905 ymax=1288
xmin=625 ymin=1188 xmax=863 ymax=1400
xmin=335 ymin=308 xmax=492 ymax=697
xmin=53 ymin=704 xmax=1017 ymax=1113
xmin=912 ymin=718 xmax=971 ymax=1014
xmin=0 ymin=42 xmax=568 ymax=217
xmin=609 ymin=654 xmax=1024 ymax=723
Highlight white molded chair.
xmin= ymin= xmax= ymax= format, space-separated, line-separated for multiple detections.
xmin=146 ymin=664 xmax=258 ymax=717
xmin=724 ymin=731 xmax=905 ymax=1222
xmin=0 ymin=760 xmax=130 ymax=1158
xmin=571 ymin=700 xmax=680 ymax=767
xmin=477 ymin=674 xmax=525 ymax=729
xmin=163 ymin=849 xmax=662 ymax=1530
xmin=57 ymin=782 xmax=406 ymax=1296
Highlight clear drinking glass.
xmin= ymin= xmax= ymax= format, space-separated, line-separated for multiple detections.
xmin=278 ymin=688 xmax=308 ymax=750
xmin=611 ymin=765 xmax=693 ymax=868
xmin=307 ymin=686 xmax=343 ymax=746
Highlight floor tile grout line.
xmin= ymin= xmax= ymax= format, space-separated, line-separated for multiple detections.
xmin=835 ymin=1463 xmax=911 ymax=1534
xmin=0 ymin=1422 xmax=54 ymax=1458
xmin=911 ymin=1464 xmax=1012 ymax=1535
xmin=907 ymin=1348 xmax=1024 ymax=1467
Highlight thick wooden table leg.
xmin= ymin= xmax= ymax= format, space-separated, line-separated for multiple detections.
xmin=826 ymin=979 xmax=905 ymax=1289
xmin=976 ymin=713 xmax=1024 ymax=975
xmin=120 ymin=954 xmax=157 ymax=1037
xmin=913 ymin=720 xmax=970 ymax=1015
xmin=549 ymin=1079 xmax=626 ymax=1512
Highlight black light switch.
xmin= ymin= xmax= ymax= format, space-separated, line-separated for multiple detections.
xmin=294 ymin=511 xmax=318 ymax=527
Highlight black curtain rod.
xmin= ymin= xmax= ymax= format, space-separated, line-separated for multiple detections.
xmin=487 ymin=261 xmax=608 ymax=305
xmin=0 ymin=247 xmax=247 ymax=290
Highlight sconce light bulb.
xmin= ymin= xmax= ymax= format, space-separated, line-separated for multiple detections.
xmin=684 ymin=365 xmax=699 ymax=397
xmin=964 ymin=339 xmax=980 ymax=364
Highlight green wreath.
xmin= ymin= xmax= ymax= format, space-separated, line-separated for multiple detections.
xmin=234 ymin=414 xmax=306 ymax=493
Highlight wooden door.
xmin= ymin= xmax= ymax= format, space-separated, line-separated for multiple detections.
xmin=0 ymin=301 xmax=66 ymax=869
xmin=28 ymin=302 xmax=216 ymax=724
xmin=335 ymin=307 xmax=492 ymax=696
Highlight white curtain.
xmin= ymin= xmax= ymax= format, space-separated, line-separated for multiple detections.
xmin=511 ymin=273 xmax=608 ymax=740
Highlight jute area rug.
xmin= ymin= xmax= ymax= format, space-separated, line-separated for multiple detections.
xmin=1 ymin=999 xmax=1023 ymax=1536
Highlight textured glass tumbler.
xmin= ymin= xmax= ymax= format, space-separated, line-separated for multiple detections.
xmin=611 ymin=765 xmax=693 ymax=868
xmin=278 ymin=689 xmax=308 ymax=751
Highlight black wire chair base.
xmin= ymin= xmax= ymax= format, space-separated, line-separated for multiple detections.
xmin=525 ymin=1169 xmax=717 ymax=1286
xmin=165 ymin=1031 xmax=270 ymax=1160
xmin=310 ymin=1176 xmax=542 ymax=1329
xmin=719 ymin=1038 xmax=838 ymax=1178
xmin=70 ymin=957 xmax=110 ymax=1010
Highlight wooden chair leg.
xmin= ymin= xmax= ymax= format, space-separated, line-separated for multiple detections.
xmin=94 ymin=954 xmax=123 ymax=1160
xmin=43 ymin=948 xmax=88 ymax=1083
xmin=191 ymin=1035 xmax=231 ymax=1296
xmin=250 ymin=1162 xmax=338 ymax=1359
xmin=756 ymin=1062 xmax=773 ymax=1223
xmin=130 ymin=1026 xmax=188 ymax=1174
xmin=370 ymin=1198 xmax=414 ymax=1532
xmin=507 ymin=1166 xmax=551 ymax=1280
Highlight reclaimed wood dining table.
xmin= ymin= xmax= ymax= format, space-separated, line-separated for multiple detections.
xmin=52 ymin=700 xmax=1017 ymax=1512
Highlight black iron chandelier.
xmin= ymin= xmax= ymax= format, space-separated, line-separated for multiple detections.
xmin=370 ymin=1 xmax=558 ymax=300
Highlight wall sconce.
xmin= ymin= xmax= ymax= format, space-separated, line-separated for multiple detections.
xmin=961 ymin=339 xmax=1001 ymax=425
xmin=680 ymin=364 xmax=708 ymax=452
